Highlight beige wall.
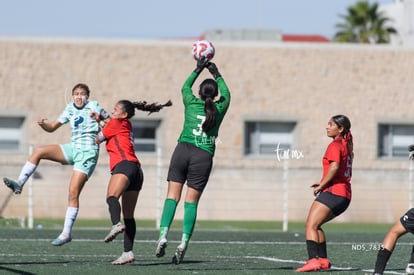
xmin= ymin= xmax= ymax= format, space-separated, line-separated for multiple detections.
xmin=1 ymin=38 xmax=414 ymax=223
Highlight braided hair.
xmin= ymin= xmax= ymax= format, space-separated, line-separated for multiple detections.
xmin=199 ymin=79 xmax=219 ymax=132
xmin=118 ymin=99 xmax=172 ymax=119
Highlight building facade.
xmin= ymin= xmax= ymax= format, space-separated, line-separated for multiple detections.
xmin=380 ymin=0 xmax=414 ymax=46
xmin=0 ymin=38 xmax=414 ymax=224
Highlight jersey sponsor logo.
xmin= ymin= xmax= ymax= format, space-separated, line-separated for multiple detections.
xmin=74 ymin=116 xmax=84 ymax=127
xmin=194 ymin=135 xmax=216 ymax=146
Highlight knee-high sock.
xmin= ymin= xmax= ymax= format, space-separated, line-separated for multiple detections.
xmin=181 ymin=201 xmax=198 ymax=246
xmin=107 ymin=196 xmax=121 ymax=225
xmin=374 ymin=248 xmax=392 ymax=273
xmin=318 ymin=241 xmax=327 ymax=258
xmin=123 ymin=218 xmax=136 ymax=252
xmin=306 ymin=240 xmax=319 ymax=259
xmin=159 ymin=198 xmax=178 ymax=239
xmin=62 ymin=207 xmax=78 ymax=237
xmin=18 ymin=161 xmax=37 ymax=186
xmin=409 ymin=245 xmax=414 ymax=263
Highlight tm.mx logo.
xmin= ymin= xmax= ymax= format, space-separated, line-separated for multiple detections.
xmin=275 ymin=142 xmax=304 ymax=161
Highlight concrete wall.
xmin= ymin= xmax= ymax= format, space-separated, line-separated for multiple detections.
xmin=1 ymin=38 xmax=414 ymax=223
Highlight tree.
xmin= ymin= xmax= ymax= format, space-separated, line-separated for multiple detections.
xmin=334 ymin=1 xmax=397 ymax=44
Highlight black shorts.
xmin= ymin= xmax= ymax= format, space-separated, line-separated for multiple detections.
xmin=167 ymin=142 xmax=213 ymax=192
xmin=400 ymin=208 xmax=414 ymax=233
xmin=111 ymin=160 xmax=143 ymax=192
xmin=315 ymin=191 xmax=350 ymax=216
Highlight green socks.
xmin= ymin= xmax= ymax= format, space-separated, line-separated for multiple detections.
xmin=182 ymin=201 xmax=198 ymax=246
xmin=158 ymin=199 xmax=198 ymax=248
xmin=159 ymin=198 xmax=178 ymax=239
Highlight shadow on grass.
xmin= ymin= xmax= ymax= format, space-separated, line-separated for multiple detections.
xmin=139 ymin=259 xmax=205 ymax=266
xmin=0 ymin=262 xmax=71 ymax=275
xmin=0 ymin=266 xmax=35 ymax=275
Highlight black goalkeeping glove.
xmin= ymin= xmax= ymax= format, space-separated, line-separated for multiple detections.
xmin=194 ymin=56 xmax=209 ymax=74
xmin=409 ymin=144 xmax=414 ymax=160
xmin=207 ymin=62 xmax=221 ymax=79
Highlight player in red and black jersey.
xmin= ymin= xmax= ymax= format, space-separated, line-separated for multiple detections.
xmin=94 ymin=99 xmax=171 ymax=265
xmin=296 ymin=115 xmax=353 ymax=272
xmin=372 ymin=145 xmax=414 ymax=275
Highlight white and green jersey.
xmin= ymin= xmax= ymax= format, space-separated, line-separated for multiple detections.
xmin=58 ymin=100 xmax=109 ymax=151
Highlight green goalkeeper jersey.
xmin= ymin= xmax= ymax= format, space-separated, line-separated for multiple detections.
xmin=177 ymin=72 xmax=231 ymax=156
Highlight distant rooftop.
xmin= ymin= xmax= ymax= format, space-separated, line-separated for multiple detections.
xmin=200 ymin=29 xmax=330 ymax=43
xmin=282 ymin=34 xmax=329 ymax=42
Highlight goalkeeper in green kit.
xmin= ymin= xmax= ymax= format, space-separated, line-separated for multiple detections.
xmin=155 ymin=57 xmax=231 ymax=264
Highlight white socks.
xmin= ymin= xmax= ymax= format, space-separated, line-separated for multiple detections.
xmin=62 ymin=207 xmax=79 ymax=237
xmin=18 ymin=161 xmax=37 ymax=186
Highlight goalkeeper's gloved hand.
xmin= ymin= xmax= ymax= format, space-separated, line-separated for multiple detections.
xmin=194 ymin=57 xmax=208 ymax=74
xmin=408 ymin=144 xmax=414 ymax=160
xmin=207 ymin=62 xmax=221 ymax=79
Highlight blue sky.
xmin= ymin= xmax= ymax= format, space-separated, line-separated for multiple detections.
xmin=0 ymin=0 xmax=393 ymax=40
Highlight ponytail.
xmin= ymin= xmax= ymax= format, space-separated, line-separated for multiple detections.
xmin=133 ymin=100 xmax=172 ymax=115
xmin=332 ymin=114 xmax=353 ymax=160
xmin=202 ymin=97 xmax=217 ymax=132
xmin=199 ymin=78 xmax=219 ymax=133
xmin=119 ymin=99 xmax=172 ymax=119
xmin=345 ymin=130 xmax=354 ymax=160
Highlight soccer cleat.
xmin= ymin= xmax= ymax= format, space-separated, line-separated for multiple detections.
xmin=3 ymin=177 xmax=22 ymax=194
xmin=406 ymin=263 xmax=414 ymax=275
xmin=104 ymin=222 xmax=125 ymax=243
xmin=51 ymin=234 xmax=72 ymax=246
xmin=155 ymin=237 xmax=167 ymax=258
xmin=172 ymin=244 xmax=186 ymax=265
xmin=318 ymin=257 xmax=331 ymax=270
xmin=112 ymin=251 xmax=135 ymax=265
xmin=295 ymin=258 xmax=321 ymax=272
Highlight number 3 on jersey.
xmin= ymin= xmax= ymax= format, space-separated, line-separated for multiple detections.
xmin=193 ymin=115 xmax=206 ymax=137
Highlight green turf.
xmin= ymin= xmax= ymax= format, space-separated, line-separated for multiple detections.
xmin=0 ymin=222 xmax=412 ymax=274
xmin=0 ymin=217 xmax=396 ymax=232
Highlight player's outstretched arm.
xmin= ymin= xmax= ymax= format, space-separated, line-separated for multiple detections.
xmin=37 ymin=118 xmax=62 ymax=133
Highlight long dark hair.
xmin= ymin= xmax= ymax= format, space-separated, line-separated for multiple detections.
xmin=118 ymin=99 xmax=172 ymax=119
xmin=332 ymin=114 xmax=353 ymax=159
xmin=199 ymin=79 xmax=218 ymax=132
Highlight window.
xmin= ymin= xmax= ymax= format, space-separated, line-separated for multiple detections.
xmin=0 ymin=116 xmax=25 ymax=152
xmin=244 ymin=121 xmax=296 ymax=155
xmin=378 ymin=123 xmax=414 ymax=158
xmin=131 ymin=120 xmax=161 ymax=152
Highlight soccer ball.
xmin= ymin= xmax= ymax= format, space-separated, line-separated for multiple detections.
xmin=192 ymin=40 xmax=215 ymax=61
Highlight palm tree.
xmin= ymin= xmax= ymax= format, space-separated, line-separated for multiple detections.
xmin=334 ymin=1 xmax=397 ymax=44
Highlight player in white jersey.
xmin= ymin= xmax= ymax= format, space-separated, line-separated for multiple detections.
xmin=3 ymin=83 xmax=109 ymax=246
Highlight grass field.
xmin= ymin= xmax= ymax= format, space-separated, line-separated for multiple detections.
xmin=0 ymin=220 xmax=413 ymax=274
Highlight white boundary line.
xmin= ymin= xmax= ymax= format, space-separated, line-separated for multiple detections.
xmin=244 ymin=256 xmax=405 ymax=274
xmin=0 ymin=238 xmax=409 ymax=274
